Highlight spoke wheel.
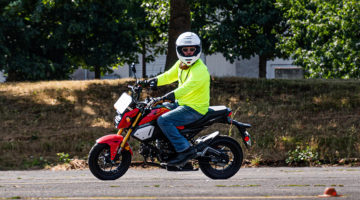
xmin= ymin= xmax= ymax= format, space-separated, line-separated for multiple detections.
xmin=88 ymin=143 xmax=131 ymax=180
xmin=198 ymin=136 xmax=243 ymax=179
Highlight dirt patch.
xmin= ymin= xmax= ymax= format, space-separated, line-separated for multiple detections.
xmin=1 ymin=78 xmax=359 ymax=170
xmin=49 ymin=159 xmax=88 ymax=171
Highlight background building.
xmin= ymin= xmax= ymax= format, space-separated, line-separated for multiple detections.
xmin=0 ymin=54 xmax=302 ymax=82
xmin=77 ymin=54 xmax=301 ymax=80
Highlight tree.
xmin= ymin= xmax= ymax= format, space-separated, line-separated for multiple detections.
xmin=276 ymin=0 xmax=360 ymax=78
xmin=65 ymin=0 xmax=139 ymax=79
xmin=0 ymin=0 xmax=73 ymax=81
xmin=134 ymin=0 xmax=169 ymax=77
xmin=165 ymin=0 xmax=191 ymax=70
xmin=0 ymin=0 xmax=141 ymax=81
xmin=191 ymin=0 xmax=287 ymax=78
xmin=141 ymin=0 xmax=191 ymax=71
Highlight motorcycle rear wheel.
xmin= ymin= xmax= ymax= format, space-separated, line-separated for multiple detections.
xmin=198 ymin=136 xmax=243 ymax=179
xmin=88 ymin=143 xmax=131 ymax=180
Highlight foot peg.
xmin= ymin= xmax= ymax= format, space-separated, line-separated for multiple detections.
xmin=165 ymin=162 xmax=198 ymax=171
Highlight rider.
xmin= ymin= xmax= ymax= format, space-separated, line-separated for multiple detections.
xmin=140 ymin=32 xmax=210 ymax=166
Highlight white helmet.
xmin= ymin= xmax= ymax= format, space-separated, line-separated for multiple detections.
xmin=176 ymin=32 xmax=201 ymax=66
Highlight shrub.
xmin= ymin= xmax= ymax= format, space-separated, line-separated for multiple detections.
xmin=286 ymin=146 xmax=320 ymax=166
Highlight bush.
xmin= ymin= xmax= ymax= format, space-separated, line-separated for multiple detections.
xmin=286 ymin=146 xmax=320 ymax=166
xmin=57 ymin=152 xmax=71 ymax=164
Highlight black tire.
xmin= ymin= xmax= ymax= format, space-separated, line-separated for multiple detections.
xmin=88 ymin=143 xmax=131 ymax=180
xmin=198 ymin=136 xmax=243 ymax=179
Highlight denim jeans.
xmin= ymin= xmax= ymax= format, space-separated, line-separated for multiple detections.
xmin=157 ymin=102 xmax=203 ymax=152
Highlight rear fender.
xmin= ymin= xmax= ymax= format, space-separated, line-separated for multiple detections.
xmin=96 ymin=134 xmax=133 ymax=160
xmin=228 ymin=118 xmax=252 ymax=148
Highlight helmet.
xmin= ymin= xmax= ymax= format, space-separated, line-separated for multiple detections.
xmin=176 ymin=32 xmax=201 ymax=66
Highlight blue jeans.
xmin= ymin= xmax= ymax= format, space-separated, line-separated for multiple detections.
xmin=157 ymin=102 xmax=203 ymax=152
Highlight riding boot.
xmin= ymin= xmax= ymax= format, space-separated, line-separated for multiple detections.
xmin=167 ymin=147 xmax=196 ymax=166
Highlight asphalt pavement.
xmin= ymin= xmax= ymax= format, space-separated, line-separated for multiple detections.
xmin=0 ymin=167 xmax=359 ymax=199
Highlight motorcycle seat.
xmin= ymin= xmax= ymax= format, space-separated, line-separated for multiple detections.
xmin=185 ymin=106 xmax=229 ymax=128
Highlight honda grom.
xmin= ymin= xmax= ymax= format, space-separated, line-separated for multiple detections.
xmin=88 ymin=65 xmax=252 ymax=180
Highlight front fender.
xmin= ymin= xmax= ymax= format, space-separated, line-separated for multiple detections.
xmin=96 ymin=134 xmax=133 ymax=160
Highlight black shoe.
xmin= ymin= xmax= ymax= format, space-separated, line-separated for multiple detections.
xmin=167 ymin=147 xmax=196 ymax=166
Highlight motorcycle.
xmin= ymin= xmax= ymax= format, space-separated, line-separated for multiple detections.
xmin=88 ymin=64 xmax=252 ymax=180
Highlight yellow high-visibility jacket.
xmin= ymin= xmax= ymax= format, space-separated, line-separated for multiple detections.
xmin=156 ymin=59 xmax=210 ymax=115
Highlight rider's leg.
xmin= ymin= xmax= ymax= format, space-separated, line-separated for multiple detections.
xmin=157 ymin=105 xmax=203 ymax=164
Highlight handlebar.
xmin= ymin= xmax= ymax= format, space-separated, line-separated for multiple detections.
xmin=127 ymin=83 xmax=172 ymax=109
xmin=145 ymin=99 xmax=173 ymax=109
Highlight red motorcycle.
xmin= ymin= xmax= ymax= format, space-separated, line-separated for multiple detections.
xmin=88 ymin=66 xmax=252 ymax=180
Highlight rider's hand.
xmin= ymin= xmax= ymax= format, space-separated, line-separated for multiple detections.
xmin=137 ymin=78 xmax=157 ymax=89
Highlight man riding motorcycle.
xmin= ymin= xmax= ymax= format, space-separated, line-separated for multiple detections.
xmin=139 ymin=32 xmax=210 ymax=166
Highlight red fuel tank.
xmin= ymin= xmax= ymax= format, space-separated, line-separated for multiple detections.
xmin=139 ymin=107 xmax=170 ymax=125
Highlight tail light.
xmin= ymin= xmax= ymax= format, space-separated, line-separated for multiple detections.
xmin=244 ymin=136 xmax=250 ymax=142
xmin=243 ymin=131 xmax=252 ymax=147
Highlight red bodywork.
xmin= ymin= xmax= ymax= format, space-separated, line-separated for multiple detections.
xmin=117 ymin=108 xmax=140 ymax=129
xmin=96 ymin=134 xmax=133 ymax=160
xmin=138 ymin=107 xmax=185 ymax=129
xmin=139 ymin=107 xmax=170 ymax=125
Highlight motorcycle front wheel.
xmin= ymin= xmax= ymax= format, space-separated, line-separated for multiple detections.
xmin=88 ymin=143 xmax=131 ymax=180
xmin=198 ymin=136 xmax=243 ymax=179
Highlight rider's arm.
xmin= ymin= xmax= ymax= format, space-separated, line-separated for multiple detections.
xmin=156 ymin=60 xmax=180 ymax=86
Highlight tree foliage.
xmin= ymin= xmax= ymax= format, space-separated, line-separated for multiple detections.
xmin=0 ymin=0 xmax=140 ymax=81
xmin=190 ymin=0 xmax=287 ymax=78
xmin=2 ymin=0 xmax=358 ymax=81
xmin=61 ymin=0 xmax=139 ymax=79
xmin=141 ymin=0 xmax=191 ymax=71
xmin=276 ymin=0 xmax=360 ymax=78
xmin=0 ymin=0 xmax=73 ymax=81
xmin=135 ymin=0 xmax=169 ymax=77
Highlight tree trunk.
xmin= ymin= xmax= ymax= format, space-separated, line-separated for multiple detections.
xmin=165 ymin=0 xmax=191 ymax=71
xmin=141 ymin=40 xmax=147 ymax=78
xmin=6 ymin=70 xmax=18 ymax=82
xmin=94 ymin=65 xmax=101 ymax=79
xmin=258 ymin=55 xmax=267 ymax=78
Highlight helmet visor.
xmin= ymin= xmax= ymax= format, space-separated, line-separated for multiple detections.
xmin=177 ymin=45 xmax=201 ymax=57
xmin=182 ymin=47 xmax=196 ymax=54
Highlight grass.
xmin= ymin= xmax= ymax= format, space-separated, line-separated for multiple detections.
xmin=0 ymin=78 xmax=359 ymax=169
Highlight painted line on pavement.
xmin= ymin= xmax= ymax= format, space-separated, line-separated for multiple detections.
xmin=0 ymin=195 xmax=347 ymax=199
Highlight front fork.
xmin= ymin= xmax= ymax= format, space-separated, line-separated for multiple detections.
xmin=117 ymin=112 xmax=142 ymax=155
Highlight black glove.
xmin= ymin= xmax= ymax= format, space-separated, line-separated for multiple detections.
xmin=137 ymin=78 xmax=157 ymax=89
xmin=148 ymin=78 xmax=157 ymax=90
